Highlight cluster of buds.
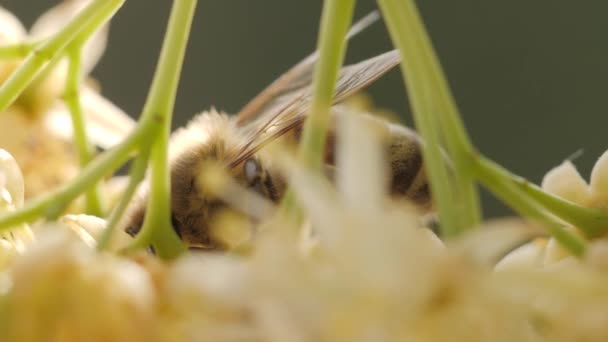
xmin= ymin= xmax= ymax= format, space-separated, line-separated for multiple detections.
xmin=498 ymin=151 xmax=608 ymax=269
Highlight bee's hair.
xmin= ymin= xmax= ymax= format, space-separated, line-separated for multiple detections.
xmin=168 ymin=109 xmax=242 ymax=164
xmin=123 ymin=109 xmax=244 ymax=243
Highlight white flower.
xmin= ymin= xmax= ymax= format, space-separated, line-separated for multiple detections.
xmin=0 ymin=2 xmax=134 ymax=198
xmin=541 ymin=150 xmax=608 ymax=210
xmin=0 ymin=149 xmax=34 ymax=268
xmin=2 ymin=231 xmax=158 ymax=341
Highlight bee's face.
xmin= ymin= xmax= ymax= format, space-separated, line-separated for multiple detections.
xmin=124 ymin=141 xmax=284 ymax=251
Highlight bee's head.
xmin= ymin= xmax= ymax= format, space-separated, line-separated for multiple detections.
xmin=123 ymin=111 xmax=283 ymax=250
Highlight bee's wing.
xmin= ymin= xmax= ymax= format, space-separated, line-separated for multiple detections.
xmin=235 ymin=11 xmax=381 ymax=126
xmin=229 ymin=49 xmax=401 ymax=167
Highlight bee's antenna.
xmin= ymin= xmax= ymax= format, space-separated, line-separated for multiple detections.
xmin=565 ymin=148 xmax=584 ymax=162
xmin=346 ymin=10 xmax=381 ymax=39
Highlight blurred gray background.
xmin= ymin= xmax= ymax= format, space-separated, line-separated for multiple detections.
xmin=4 ymin=1 xmax=608 ymax=217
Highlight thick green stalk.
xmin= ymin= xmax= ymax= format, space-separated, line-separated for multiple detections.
xmin=0 ymin=0 xmax=124 ymax=112
xmin=398 ymin=1 xmax=481 ymax=231
xmin=474 ymin=156 xmax=586 ymax=256
xmin=298 ymin=0 xmax=356 ymax=169
xmin=128 ymin=0 xmax=198 ymax=259
xmin=65 ymin=48 xmax=104 ymax=216
xmin=378 ymin=0 xmax=465 ymax=235
xmin=280 ymin=0 xmax=355 ymax=219
xmin=0 ymin=43 xmax=35 ymax=60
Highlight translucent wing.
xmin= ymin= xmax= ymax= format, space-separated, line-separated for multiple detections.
xmin=235 ymin=11 xmax=381 ymax=125
xmin=229 ymin=49 xmax=401 ymax=168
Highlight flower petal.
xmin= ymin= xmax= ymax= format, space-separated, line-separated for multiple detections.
xmin=0 ymin=149 xmax=24 ymax=207
xmin=29 ymin=0 xmax=108 ymax=75
xmin=335 ymin=107 xmax=388 ymax=214
xmin=495 ymin=238 xmax=547 ymax=270
xmin=44 ymin=85 xmax=135 ymax=149
xmin=0 ymin=6 xmax=27 ymax=45
xmin=454 ymin=217 xmax=543 ymax=267
xmin=589 ymin=150 xmax=608 ymax=205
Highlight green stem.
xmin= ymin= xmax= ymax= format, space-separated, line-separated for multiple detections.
xmin=0 ymin=121 xmax=153 ymax=231
xmin=128 ymin=0 xmax=198 ymax=259
xmin=298 ymin=0 xmax=356 ymax=169
xmin=0 ymin=43 xmax=35 ymax=60
xmin=473 ymin=155 xmax=586 ymax=256
xmin=280 ymin=0 xmax=355 ymax=219
xmin=378 ymin=0 xmax=464 ymax=236
xmin=478 ymin=156 xmax=608 ymax=238
xmin=0 ymin=0 xmax=124 ymax=113
xmin=97 ymin=150 xmax=149 ymax=251
xmin=401 ymin=2 xmax=481 ymax=231
xmin=65 ymin=47 xmax=104 ymax=216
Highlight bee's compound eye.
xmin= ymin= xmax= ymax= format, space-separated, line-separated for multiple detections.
xmin=244 ymin=158 xmax=260 ymax=184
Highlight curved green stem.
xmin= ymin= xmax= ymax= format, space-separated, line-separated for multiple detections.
xmin=127 ymin=0 xmax=198 ymax=259
xmin=0 ymin=43 xmax=36 ymax=60
xmin=378 ymin=0 xmax=465 ymax=236
xmin=65 ymin=47 xmax=104 ymax=216
xmin=97 ymin=150 xmax=149 ymax=251
xmin=474 ymin=155 xmax=587 ymax=256
xmin=403 ymin=4 xmax=481 ymax=231
xmin=0 ymin=0 xmax=124 ymax=113
xmin=281 ymin=0 xmax=356 ymax=219
xmin=477 ymin=155 xmax=608 ymax=238
xmin=298 ymin=0 xmax=356 ymax=169
xmin=0 ymin=121 xmax=153 ymax=231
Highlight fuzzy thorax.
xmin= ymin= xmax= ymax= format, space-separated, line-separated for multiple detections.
xmin=124 ymin=110 xmax=261 ymax=250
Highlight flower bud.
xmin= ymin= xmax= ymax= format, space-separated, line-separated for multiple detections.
xmin=59 ymin=214 xmax=133 ymax=250
xmin=589 ymin=150 xmax=608 ymax=207
xmin=0 ymin=107 xmax=78 ymax=198
xmin=0 ymin=7 xmax=26 ymax=85
xmin=541 ymin=161 xmax=590 ymax=206
xmin=0 ymin=6 xmax=26 ymax=45
xmin=495 ymin=238 xmax=547 ymax=270
xmin=543 ymin=237 xmax=574 ymax=265
xmin=3 ymin=231 xmax=158 ymax=341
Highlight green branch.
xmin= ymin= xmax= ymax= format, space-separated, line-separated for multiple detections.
xmin=399 ymin=2 xmax=481 ymax=232
xmin=0 ymin=43 xmax=35 ymax=60
xmin=281 ymin=0 xmax=356 ymax=219
xmin=378 ymin=0 xmax=471 ymax=236
xmin=65 ymin=47 xmax=104 ymax=216
xmin=473 ymin=156 xmax=587 ymax=256
xmin=298 ymin=0 xmax=356 ymax=169
xmin=0 ymin=122 xmax=151 ymax=231
xmin=97 ymin=151 xmax=149 ymax=251
xmin=477 ymin=156 xmax=608 ymax=239
xmin=128 ymin=0 xmax=199 ymax=259
xmin=0 ymin=0 xmax=124 ymax=113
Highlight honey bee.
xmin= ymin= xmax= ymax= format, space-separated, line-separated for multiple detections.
xmin=119 ymin=16 xmax=430 ymax=250
xmin=120 ymin=47 xmax=430 ymax=250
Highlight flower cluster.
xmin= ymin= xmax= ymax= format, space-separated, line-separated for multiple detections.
xmin=498 ymin=151 xmax=608 ymax=270
xmin=0 ymin=1 xmax=133 ymax=199
xmin=2 ymin=2 xmax=608 ymax=341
